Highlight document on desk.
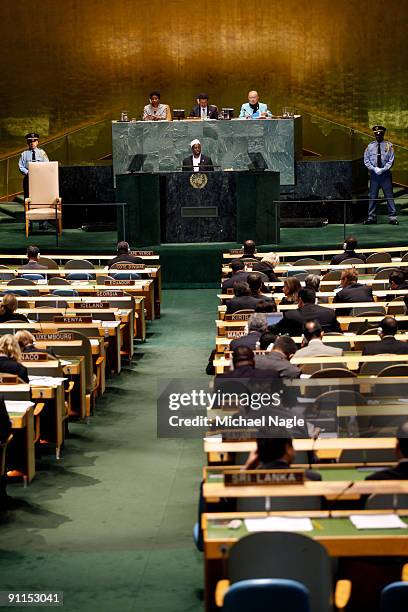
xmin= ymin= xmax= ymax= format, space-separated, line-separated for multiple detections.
xmin=5 ymin=400 xmax=34 ymax=413
xmin=350 ymin=514 xmax=407 ymax=530
xmin=29 ymin=375 xmax=67 ymax=386
xmin=245 ymin=517 xmax=313 ymax=533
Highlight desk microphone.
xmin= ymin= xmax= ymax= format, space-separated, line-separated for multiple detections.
xmin=328 ymin=481 xmax=355 ymax=518
xmin=308 ymin=427 xmax=321 ymax=469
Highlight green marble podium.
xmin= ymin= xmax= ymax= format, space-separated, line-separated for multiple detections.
xmin=112 ymin=118 xmax=302 ymax=185
xmin=116 ymin=171 xmax=280 ymax=245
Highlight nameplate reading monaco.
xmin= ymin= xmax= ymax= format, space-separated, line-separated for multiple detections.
xmin=22 ymin=352 xmax=48 ymax=361
xmin=34 ymin=332 xmax=75 ymax=341
xmin=104 ymin=280 xmax=135 ymax=286
xmin=74 ymin=302 xmax=110 ymax=309
xmin=130 ymin=250 xmax=154 ymax=256
xmin=224 ymin=470 xmax=305 ymax=486
xmin=112 ymin=263 xmax=145 ymax=270
xmin=225 ymin=313 xmax=252 ymax=321
xmin=53 ymin=316 xmax=93 ymax=323
xmin=96 ymin=290 xmax=124 ymax=297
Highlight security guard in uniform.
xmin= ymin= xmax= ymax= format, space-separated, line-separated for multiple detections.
xmin=18 ymin=133 xmax=49 ymax=199
xmin=363 ymin=125 xmax=398 ymax=225
xmin=18 ymin=133 xmax=49 ymax=230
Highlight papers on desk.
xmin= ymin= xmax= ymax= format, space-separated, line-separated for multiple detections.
xmin=244 ymin=517 xmax=313 ymax=533
xmin=5 ymin=400 xmax=34 ymax=413
xmin=29 ymin=375 xmax=67 ymax=386
xmin=59 ymin=359 xmax=72 ymax=366
xmin=101 ymin=321 xmax=119 ymax=328
xmin=90 ymin=339 xmax=99 ymax=346
xmin=349 ymin=514 xmax=407 ymax=530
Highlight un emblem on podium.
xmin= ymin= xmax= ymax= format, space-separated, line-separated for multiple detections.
xmin=190 ymin=173 xmax=208 ymax=189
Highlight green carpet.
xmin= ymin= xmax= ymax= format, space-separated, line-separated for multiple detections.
xmin=0 ymin=289 xmax=217 ymax=611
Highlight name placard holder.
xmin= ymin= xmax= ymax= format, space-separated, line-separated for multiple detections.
xmin=111 ymin=263 xmax=145 ymax=270
xmin=22 ymin=352 xmax=48 ymax=362
xmin=34 ymin=332 xmax=75 ymax=342
xmin=96 ymin=290 xmax=125 ymax=297
xmin=104 ymin=280 xmax=135 ymax=286
xmin=73 ymin=302 xmax=110 ymax=309
xmin=224 ymin=469 xmax=305 ymax=486
xmin=53 ymin=316 xmax=93 ymax=324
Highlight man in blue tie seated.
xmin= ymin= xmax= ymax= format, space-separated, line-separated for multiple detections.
xmin=239 ymin=90 xmax=272 ymax=119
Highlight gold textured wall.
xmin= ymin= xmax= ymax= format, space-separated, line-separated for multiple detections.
xmin=1 ymin=0 xmax=408 ymax=155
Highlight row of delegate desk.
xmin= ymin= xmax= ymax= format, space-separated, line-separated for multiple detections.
xmin=2 ymin=254 xmax=161 ymax=488
xmin=199 ymin=248 xmax=408 ymax=610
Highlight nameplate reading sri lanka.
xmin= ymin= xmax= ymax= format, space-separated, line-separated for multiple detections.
xmin=224 ymin=470 xmax=305 ymax=486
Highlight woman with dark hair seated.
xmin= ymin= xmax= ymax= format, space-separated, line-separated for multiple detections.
xmin=0 ymin=335 xmax=29 ymax=382
xmin=143 ymin=91 xmax=171 ymax=121
xmin=0 ymin=294 xmax=29 ymax=323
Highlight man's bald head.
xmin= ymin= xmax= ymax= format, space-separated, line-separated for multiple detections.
xmin=248 ymin=91 xmax=259 ymax=104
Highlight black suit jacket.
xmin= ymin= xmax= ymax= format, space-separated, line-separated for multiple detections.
xmin=362 ymin=336 xmax=408 ymax=355
xmin=252 ymin=261 xmax=279 ymax=282
xmin=230 ymin=331 xmax=261 ymax=351
xmin=277 ymin=303 xmax=341 ymax=335
xmin=189 ymin=104 xmax=218 ymax=119
xmin=226 ymin=295 xmax=273 ymax=315
xmin=222 ymin=271 xmax=250 ymax=291
xmin=334 ymin=283 xmax=373 ymax=304
xmin=0 ymin=356 xmax=29 ymax=383
xmin=182 ymin=155 xmax=214 ymax=171
xmin=330 ymin=250 xmax=366 ymax=265
xmin=366 ymin=461 xmax=408 ymax=480
xmin=216 ymin=365 xmax=278 ymax=380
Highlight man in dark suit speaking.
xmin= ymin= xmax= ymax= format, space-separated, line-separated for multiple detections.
xmin=182 ymin=139 xmax=214 ymax=172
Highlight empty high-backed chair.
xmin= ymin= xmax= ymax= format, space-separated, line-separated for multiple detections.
xmin=24 ymin=161 xmax=62 ymax=237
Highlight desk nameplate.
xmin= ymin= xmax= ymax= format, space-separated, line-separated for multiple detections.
xmin=224 ymin=470 xmax=305 ymax=486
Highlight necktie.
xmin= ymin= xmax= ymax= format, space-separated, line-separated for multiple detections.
xmin=31 ymin=149 xmax=36 ymax=161
xmin=377 ymin=143 xmax=382 ymax=168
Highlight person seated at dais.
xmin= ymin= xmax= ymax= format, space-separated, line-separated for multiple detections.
xmin=189 ymin=92 xmax=218 ymax=119
xmin=142 ymin=91 xmax=171 ymax=121
xmin=239 ymin=90 xmax=272 ymax=119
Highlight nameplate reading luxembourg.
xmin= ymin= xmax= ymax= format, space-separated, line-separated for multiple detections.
xmin=73 ymin=302 xmax=110 ymax=309
xmin=34 ymin=332 xmax=75 ymax=342
xmin=22 ymin=352 xmax=48 ymax=362
xmin=104 ymin=280 xmax=135 ymax=286
xmin=112 ymin=263 xmax=145 ymax=270
xmin=96 ymin=290 xmax=124 ymax=297
xmin=224 ymin=470 xmax=305 ymax=486
xmin=53 ymin=316 xmax=93 ymax=323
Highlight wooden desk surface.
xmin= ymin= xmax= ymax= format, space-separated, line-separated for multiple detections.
xmin=204 ymin=437 xmax=396 ymax=454
xmin=223 ymin=245 xmax=408 ymax=259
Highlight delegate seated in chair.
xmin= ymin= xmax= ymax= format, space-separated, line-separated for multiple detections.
xmin=24 ymin=161 xmax=62 ymax=236
xmin=0 ymin=335 xmax=29 ymax=383
xmin=0 ymin=294 xmax=29 ymax=323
